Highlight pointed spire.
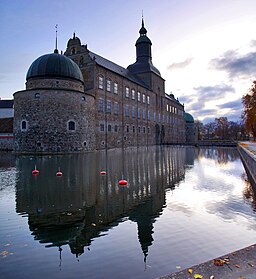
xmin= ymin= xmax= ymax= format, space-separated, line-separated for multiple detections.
xmin=139 ymin=13 xmax=147 ymax=36
xmin=73 ymin=32 xmax=76 ymax=39
xmin=54 ymin=24 xmax=59 ymax=54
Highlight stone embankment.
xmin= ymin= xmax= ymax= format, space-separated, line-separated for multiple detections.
xmin=238 ymin=141 xmax=256 ymax=190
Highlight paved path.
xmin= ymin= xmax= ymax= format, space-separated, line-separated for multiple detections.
xmin=158 ymin=243 xmax=256 ymax=279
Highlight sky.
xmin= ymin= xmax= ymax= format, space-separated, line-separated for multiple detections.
xmin=1 ymin=0 xmax=256 ymax=123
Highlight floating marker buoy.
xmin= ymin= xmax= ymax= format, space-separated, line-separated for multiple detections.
xmin=56 ymin=167 xmax=62 ymax=177
xmin=100 ymin=171 xmax=106 ymax=175
xmin=32 ymin=166 xmax=39 ymax=176
xmin=118 ymin=179 xmax=128 ymax=186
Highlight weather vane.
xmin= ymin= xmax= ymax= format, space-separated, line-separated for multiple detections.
xmin=55 ymin=24 xmax=58 ymax=51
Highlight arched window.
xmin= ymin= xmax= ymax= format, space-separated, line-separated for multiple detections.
xmin=21 ymin=120 xmax=27 ymax=131
xmin=68 ymin=120 xmax=76 ymax=131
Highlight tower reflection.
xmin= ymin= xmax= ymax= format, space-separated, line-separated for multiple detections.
xmin=15 ymin=146 xmax=194 ymax=260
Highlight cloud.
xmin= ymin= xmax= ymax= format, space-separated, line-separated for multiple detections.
xmin=210 ymin=50 xmax=256 ymax=79
xmin=181 ymin=84 xmax=241 ymax=123
xmin=218 ymin=99 xmax=242 ymax=110
xmin=193 ymin=84 xmax=235 ymax=100
xmin=167 ymin=57 xmax=193 ymax=70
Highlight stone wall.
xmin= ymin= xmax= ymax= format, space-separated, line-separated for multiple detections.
xmin=14 ymin=85 xmax=95 ymax=153
xmin=238 ymin=144 xmax=256 ymax=191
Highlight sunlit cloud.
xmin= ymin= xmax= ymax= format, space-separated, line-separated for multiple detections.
xmin=167 ymin=57 xmax=193 ymax=70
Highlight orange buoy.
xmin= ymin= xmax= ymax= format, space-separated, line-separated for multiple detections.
xmin=118 ymin=179 xmax=128 ymax=186
xmin=32 ymin=166 xmax=39 ymax=176
xmin=100 ymin=171 xmax=106 ymax=175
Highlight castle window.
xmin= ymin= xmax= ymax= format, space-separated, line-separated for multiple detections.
xmin=138 ymin=126 xmax=141 ymax=133
xmin=167 ymin=104 xmax=169 ymax=111
xmin=142 ymin=94 xmax=145 ymax=103
xmin=68 ymin=120 xmax=76 ymax=131
xmin=21 ymin=120 xmax=27 ymax=131
xmin=147 ymin=96 xmax=150 ymax=105
xmin=114 ymin=82 xmax=118 ymax=94
xmin=100 ymin=124 xmax=105 ymax=132
xmin=114 ymin=125 xmax=118 ymax=132
xmin=107 ymin=79 xmax=111 ymax=92
xmin=106 ymin=100 xmax=111 ymax=113
xmin=148 ymin=110 xmax=150 ymax=120
xmin=71 ymin=47 xmax=76 ymax=54
xmin=132 ymin=125 xmax=136 ymax=133
xmin=108 ymin=124 xmax=112 ymax=132
xmin=131 ymin=89 xmax=135 ymax=100
xmin=126 ymin=125 xmax=129 ymax=133
xmin=125 ymin=87 xmax=130 ymax=98
xmin=98 ymin=76 xmax=104 ymax=89
xmin=148 ymin=127 xmax=150 ymax=134
xmin=132 ymin=106 xmax=135 ymax=118
xmin=142 ymin=109 xmax=146 ymax=119
xmin=143 ymin=127 xmax=146 ymax=133
xmin=138 ymin=92 xmax=141 ymax=101
xmin=35 ymin=93 xmax=40 ymax=99
xmin=98 ymin=98 xmax=104 ymax=112
xmin=82 ymin=96 xmax=86 ymax=101
xmin=138 ymin=108 xmax=141 ymax=119
xmin=125 ymin=104 xmax=129 ymax=117
xmin=114 ymin=102 xmax=119 ymax=115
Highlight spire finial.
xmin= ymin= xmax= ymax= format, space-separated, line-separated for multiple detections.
xmin=142 ymin=10 xmax=144 ymax=27
xmin=54 ymin=24 xmax=59 ymax=54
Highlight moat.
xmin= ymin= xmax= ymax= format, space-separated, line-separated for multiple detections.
xmin=1 ymin=146 xmax=256 ymax=279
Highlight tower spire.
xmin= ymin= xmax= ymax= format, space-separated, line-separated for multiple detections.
xmin=54 ymin=24 xmax=59 ymax=54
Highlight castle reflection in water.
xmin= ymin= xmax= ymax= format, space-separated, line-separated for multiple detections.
xmin=12 ymin=146 xmax=240 ymax=261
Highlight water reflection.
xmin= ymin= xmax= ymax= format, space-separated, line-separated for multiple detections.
xmin=15 ymin=146 xmax=189 ymax=260
xmin=1 ymin=146 xmax=256 ymax=278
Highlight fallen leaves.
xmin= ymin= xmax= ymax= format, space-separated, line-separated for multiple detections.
xmin=214 ymin=258 xmax=225 ymax=266
xmin=193 ymin=274 xmax=203 ymax=279
xmin=187 ymin=268 xmax=193 ymax=274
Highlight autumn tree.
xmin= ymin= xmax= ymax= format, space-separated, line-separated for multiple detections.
xmin=242 ymin=81 xmax=256 ymax=140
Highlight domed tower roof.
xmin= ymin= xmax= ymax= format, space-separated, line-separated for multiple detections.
xmin=136 ymin=18 xmax=152 ymax=45
xmin=184 ymin=112 xmax=194 ymax=123
xmin=26 ymin=51 xmax=84 ymax=83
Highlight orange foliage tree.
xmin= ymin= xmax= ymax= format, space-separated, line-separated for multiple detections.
xmin=242 ymin=81 xmax=256 ymax=140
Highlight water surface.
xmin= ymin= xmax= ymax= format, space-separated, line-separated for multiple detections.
xmin=0 ymin=146 xmax=256 ymax=279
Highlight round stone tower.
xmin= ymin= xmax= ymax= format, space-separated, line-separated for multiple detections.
xmin=13 ymin=49 xmax=95 ymax=153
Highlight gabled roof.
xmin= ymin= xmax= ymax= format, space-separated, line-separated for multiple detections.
xmin=88 ymin=51 xmax=150 ymax=90
xmin=0 ymin=100 xmax=14 ymax=109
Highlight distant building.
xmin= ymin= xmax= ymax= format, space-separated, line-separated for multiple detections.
xmin=0 ymin=99 xmax=14 ymax=150
xmin=0 ymin=99 xmax=14 ymax=118
xmin=13 ymin=19 xmax=193 ymax=153
xmin=184 ymin=112 xmax=197 ymax=144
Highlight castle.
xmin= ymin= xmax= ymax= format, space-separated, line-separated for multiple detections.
xmin=13 ymin=19 xmax=195 ymax=153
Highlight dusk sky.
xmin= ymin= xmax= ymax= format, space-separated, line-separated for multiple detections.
xmin=1 ymin=0 xmax=256 ymax=123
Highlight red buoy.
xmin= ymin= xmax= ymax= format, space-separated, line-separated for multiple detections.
xmin=118 ymin=179 xmax=128 ymax=186
xmin=100 ymin=171 xmax=106 ymax=175
xmin=56 ymin=171 xmax=62 ymax=177
xmin=32 ymin=166 xmax=39 ymax=176
xmin=56 ymin=168 xmax=62 ymax=177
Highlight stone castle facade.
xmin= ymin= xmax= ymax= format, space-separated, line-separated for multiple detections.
xmin=13 ymin=20 xmax=191 ymax=153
